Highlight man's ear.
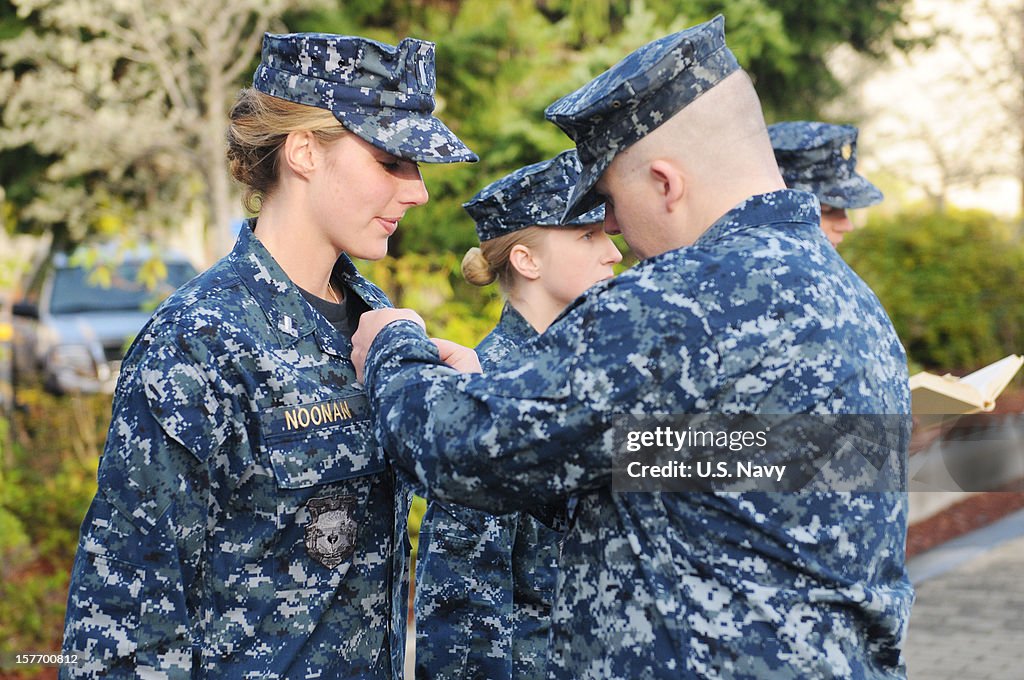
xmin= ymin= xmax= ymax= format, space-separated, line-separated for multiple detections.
xmin=649 ymin=159 xmax=686 ymax=212
xmin=282 ymin=130 xmax=317 ymax=178
xmin=508 ymin=244 xmax=541 ymax=281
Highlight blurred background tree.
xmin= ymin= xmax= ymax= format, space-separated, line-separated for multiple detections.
xmin=287 ymin=0 xmax=920 ymax=256
xmin=0 ymin=0 xmax=315 ymax=260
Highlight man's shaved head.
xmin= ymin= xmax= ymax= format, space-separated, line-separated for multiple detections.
xmin=599 ymin=71 xmax=785 ymax=256
xmin=612 ymin=71 xmax=781 ymax=204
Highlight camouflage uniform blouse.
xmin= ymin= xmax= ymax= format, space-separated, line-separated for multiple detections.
xmin=364 ymin=190 xmax=914 ymax=679
xmin=61 ymin=221 xmax=394 ymax=679
xmin=413 ymin=303 xmax=562 ymax=680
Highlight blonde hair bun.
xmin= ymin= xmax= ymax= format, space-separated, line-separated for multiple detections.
xmin=461 ymin=246 xmax=496 ymax=286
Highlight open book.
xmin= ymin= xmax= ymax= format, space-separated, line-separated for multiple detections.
xmin=910 ymin=354 xmax=1023 ymax=419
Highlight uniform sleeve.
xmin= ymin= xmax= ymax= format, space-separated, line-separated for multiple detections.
xmin=364 ymin=285 xmax=717 ymax=514
xmin=61 ymin=342 xmax=228 ymax=678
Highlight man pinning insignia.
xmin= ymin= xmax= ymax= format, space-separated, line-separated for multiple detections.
xmin=354 ymin=15 xmax=913 ymax=679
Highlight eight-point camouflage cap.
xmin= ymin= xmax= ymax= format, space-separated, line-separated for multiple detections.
xmin=463 ymin=149 xmax=606 ymax=242
xmin=544 ymin=15 xmax=740 ymax=221
xmin=768 ymin=121 xmax=882 ymax=210
xmin=254 ymin=33 xmax=478 ymax=163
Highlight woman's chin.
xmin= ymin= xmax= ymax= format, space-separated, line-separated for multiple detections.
xmin=346 ymin=241 xmax=390 ymax=261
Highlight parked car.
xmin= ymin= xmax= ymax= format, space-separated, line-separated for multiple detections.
xmin=10 ymin=246 xmax=198 ymax=394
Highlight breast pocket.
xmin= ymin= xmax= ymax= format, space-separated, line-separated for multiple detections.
xmin=259 ymin=391 xmax=385 ymax=489
xmin=250 ymin=390 xmax=388 ymax=572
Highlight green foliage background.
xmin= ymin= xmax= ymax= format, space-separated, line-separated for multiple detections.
xmin=1 ymin=0 xmax=918 ymax=247
xmin=1 ymin=389 xmax=108 ymax=676
xmin=842 ymin=210 xmax=1024 ymax=373
xmin=277 ymin=0 xmax=920 ymax=259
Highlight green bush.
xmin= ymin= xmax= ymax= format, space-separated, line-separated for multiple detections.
xmin=0 ymin=388 xmax=107 ymax=677
xmin=841 ymin=209 xmax=1024 ymax=373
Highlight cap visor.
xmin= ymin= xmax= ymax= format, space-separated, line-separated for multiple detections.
xmin=821 ymin=173 xmax=883 ymax=209
xmin=560 ymin=154 xmax=611 ymax=223
xmin=564 ymin=203 xmax=606 ymax=226
xmin=336 ymin=109 xmax=478 ymax=163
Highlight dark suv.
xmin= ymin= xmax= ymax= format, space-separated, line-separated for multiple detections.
xmin=11 ymin=247 xmax=198 ymax=394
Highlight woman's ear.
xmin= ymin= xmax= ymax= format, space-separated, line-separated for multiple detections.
xmin=649 ymin=159 xmax=686 ymax=213
xmin=508 ymin=244 xmax=541 ymax=281
xmin=281 ymin=130 xmax=317 ymax=178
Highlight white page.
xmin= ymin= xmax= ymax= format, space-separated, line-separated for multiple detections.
xmin=958 ymin=355 xmax=1024 ymax=400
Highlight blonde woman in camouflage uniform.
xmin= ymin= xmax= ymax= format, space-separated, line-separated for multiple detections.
xmin=60 ymin=32 xmax=475 ymax=679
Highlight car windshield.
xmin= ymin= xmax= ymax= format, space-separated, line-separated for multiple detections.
xmin=49 ymin=262 xmax=197 ymax=314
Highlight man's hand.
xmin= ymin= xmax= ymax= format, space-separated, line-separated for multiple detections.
xmin=352 ymin=308 xmax=426 ymax=382
xmin=431 ymin=338 xmax=482 ymax=374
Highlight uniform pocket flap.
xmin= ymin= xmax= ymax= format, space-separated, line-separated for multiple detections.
xmin=260 ymin=393 xmax=384 ymax=488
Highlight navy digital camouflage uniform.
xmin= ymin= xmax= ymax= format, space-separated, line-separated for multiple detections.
xmin=413 ymin=304 xmax=555 ymax=680
xmin=768 ymin=121 xmax=883 ymax=209
xmin=363 ymin=16 xmax=913 ymax=679
xmin=411 ymin=150 xmax=602 ymax=680
xmin=61 ymin=32 xmax=475 ymax=679
xmin=476 ymin=306 xmax=566 ymax=678
xmin=61 ymin=222 xmax=395 ymax=678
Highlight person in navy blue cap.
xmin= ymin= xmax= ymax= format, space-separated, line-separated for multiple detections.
xmin=461 ymin=149 xmax=619 ymax=335
xmin=60 ymin=32 xmax=475 ymax=679
xmin=405 ymin=149 xmax=620 ymax=680
xmin=353 ymin=15 xmax=911 ymax=678
xmin=769 ymin=121 xmax=883 ymax=246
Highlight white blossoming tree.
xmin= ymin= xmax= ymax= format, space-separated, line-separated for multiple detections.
xmin=0 ymin=0 xmax=312 ymax=261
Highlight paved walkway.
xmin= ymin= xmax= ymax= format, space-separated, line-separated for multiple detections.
xmin=904 ymin=509 xmax=1024 ymax=679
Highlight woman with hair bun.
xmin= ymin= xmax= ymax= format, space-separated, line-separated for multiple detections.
xmin=409 ymin=149 xmax=621 ymax=680
xmin=60 ymin=32 xmax=475 ymax=679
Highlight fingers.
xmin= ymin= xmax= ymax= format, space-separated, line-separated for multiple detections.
xmin=431 ymin=338 xmax=483 ymax=374
xmin=350 ymin=309 xmax=481 ymax=381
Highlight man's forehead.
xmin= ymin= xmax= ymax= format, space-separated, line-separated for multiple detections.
xmin=595 ymin=151 xmax=633 ymax=194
